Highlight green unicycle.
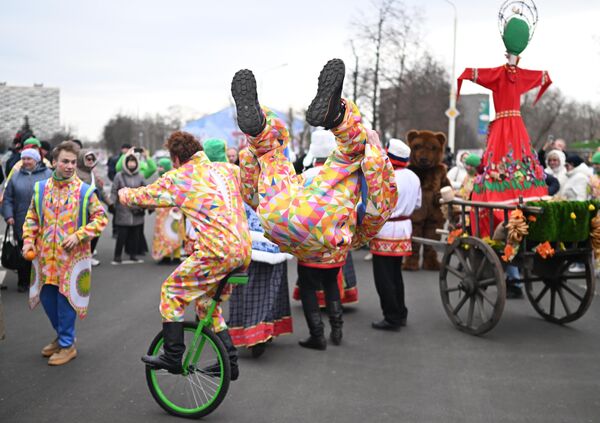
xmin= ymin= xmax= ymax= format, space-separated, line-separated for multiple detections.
xmin=145 ymin=271 xmax=248 ymax=419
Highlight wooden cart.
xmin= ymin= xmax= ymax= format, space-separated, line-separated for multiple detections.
xmin=413 ymin=198 xmax=596 ymax=335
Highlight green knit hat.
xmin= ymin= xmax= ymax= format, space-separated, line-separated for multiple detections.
xmin=203 ymin=138 xmax=228 ymax=163
xmin=502 ymin=17 xmax=530 ymax=56
xmin=24 ymin=137 xmax=42 ymax=148
xmin=465 ymin=154 xmax=481 ymax=167
xmin=157 ymin=157 xmax=172 ymax=175
xmin=592 ymin=152 xmax=600 ymax=165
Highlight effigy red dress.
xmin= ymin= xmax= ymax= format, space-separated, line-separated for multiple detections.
xmin=457 ymin=65 xmax=552 ymax=234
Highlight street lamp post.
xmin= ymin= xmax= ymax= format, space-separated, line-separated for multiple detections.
xmin=444 ymin=0 xmax=459 ymax=155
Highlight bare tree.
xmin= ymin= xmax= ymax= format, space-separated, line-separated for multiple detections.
xmin=350 ymin=0 xmax=424 ymax=132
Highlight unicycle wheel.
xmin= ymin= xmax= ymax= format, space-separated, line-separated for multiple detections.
xmin=145 ymin=321 xmax=230 ymax=418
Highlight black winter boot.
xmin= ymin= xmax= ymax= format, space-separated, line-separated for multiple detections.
xmin=306 ymin=58 xmax=346 ymax=129
xmin=298 ymin=311 xmax=327 ymax=351
xmin=327 ymin=300 xmax=343 ymax=346
xmin=231 ymin=69 xmax=266 ymax=137
xmin=142 ymin=322 xmax=185 ymax=374
xmin=201 ymin=329 xmax=240 ymax=381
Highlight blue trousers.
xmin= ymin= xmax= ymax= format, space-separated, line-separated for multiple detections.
xmin=39 ymin=285 xmax=76 ymax=348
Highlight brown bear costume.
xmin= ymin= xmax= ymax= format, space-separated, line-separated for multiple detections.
xmin=403 ymin=130 xmax=450 ymax=271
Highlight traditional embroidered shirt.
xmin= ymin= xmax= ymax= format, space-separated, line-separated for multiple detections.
xmin=370 ymin=167 xmax=421 ymax=256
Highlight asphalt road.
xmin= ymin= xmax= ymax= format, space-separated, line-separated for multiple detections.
xmin=1 ymin=218 xmax=599 ymax=423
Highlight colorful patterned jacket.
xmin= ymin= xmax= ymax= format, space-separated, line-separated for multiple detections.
xmin=120 ymin=151 xmax=252 ymax=268
xmin=22 ymin=174 xmax=108 ymax=317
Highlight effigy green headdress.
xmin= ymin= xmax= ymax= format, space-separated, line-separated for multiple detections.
xmin=498 ymin=0 xmax=538 ymax=57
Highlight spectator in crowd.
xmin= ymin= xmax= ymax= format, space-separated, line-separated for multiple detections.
xmin=544 ymin=149 xmax=567 ymax=193
xmin=447 ymin=151 xmax=470 ymax=190
xmin=562 ymin=154 xmax=591 ymax=201
xmin=6 ymin=128 xmax=33 ymax=176
xmin=40 ymin=141 xmax=52 ymax=163
xmin=544 ymin=171 xmax=560 ymax=196
xmin=227 ymin=147 xmax=239 ymax=166
xmin=107 ymin=143 xmax=131 ymax=181
xmin=5 ymin=138 xmax=52 ymax=182
xmin=111 ymin=151 xmax=146 ymax=264
xmin=2 ymin=148 xmax=52 ymax=291
xmin=589 ymin=152 xmax=600 ymax=200
xmin=76 ymin=149 xmax=114 ymax=266
xmin=457 ymin=154 xmax=480 ymax=199
xmin=538 ymin=137 xmax=566 ymax=167
xmin=115 ymin=147 xmax=157 ymax=179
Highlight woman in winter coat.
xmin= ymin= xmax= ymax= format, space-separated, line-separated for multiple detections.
xmin=76 ymin=150 xmax=113 ymax=266
xmin=562 ymin=154 xmax=590 ymax=201
xmin=111 ymin=152 xmax=146 ymax=263
xmin=544 ymin=149 xmax=567 ymax=195
xmin=447 ymin=151 xmax=469 ymax=190
xmin=1 ymin=149 xmax=52 ymax=291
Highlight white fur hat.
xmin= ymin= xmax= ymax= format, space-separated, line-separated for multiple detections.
xmin=387 ymin=138 xmax=410 ymax=161
xmin=303 ymin=129 xmax=337 ymax=167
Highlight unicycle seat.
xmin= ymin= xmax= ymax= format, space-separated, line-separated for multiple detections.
xmin=226 ymin=272 xmax=249 ymax=285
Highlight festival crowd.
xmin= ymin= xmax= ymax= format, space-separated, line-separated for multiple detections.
xmin=0 ymin=57 xmax=594 ymax=379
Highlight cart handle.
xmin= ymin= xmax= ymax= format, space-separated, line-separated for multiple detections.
xmin=441 ymin=197 xmax=544 ymax=214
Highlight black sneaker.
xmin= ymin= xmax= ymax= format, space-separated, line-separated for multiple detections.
xmin=306 ymin=58 xmax=346 ymax=129
xmin=111 ymin=257 xmax=122 ymax=265
xmin=231 ymin=69 xmax=265 ymax=137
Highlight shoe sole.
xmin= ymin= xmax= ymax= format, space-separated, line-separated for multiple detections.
xmin=231 ymin=69 xmax=264 ymax=136
xmin=306 ymin=58 xmax=345 ymax=127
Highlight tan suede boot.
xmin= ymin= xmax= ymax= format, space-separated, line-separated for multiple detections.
xmin=48 ymin=345 xmax=77 ymax=366
xmin=41 ymin=339 xmax=60 ymax=358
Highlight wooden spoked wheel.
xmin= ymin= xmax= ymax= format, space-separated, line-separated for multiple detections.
xmin=524 ymin=253 xmax=596 ymax=324
xmin=439 ymin=236 xmax=506 ymax=335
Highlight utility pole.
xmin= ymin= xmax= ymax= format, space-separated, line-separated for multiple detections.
xmin=444 ymin=0 xmax=459 ymax=154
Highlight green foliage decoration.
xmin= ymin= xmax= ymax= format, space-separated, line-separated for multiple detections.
xmin=526 ymin=200 xmax=600 ymax=242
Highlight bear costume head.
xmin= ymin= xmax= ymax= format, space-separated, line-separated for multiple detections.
xmin=406 ymin=130 xmax=446 ymax=169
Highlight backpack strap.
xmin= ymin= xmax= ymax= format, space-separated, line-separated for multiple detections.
xmin=33 ymin=179 xmax=49 ymax=227
xmin=78 ymin=182 xmax=96 ymax=228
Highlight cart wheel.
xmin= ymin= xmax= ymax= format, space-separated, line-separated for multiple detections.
xmin=439 ymin=236 xmax=506 ymax=335
xmin=524 ymin=253 xmax=596 ymax=324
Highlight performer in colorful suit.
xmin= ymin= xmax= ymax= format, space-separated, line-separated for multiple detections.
xmin=119 ymin=131 xmax=252 ymax=378
xmin=291 ymin=130 xmax=359 ymax=309
xmin=370 ymin=138 xmax=421 ymax=330
xmin=22 ymin=141 xmax=108 ymax=366
xmin=457 ymin=9 xmax=550 ymax=235
xmin=151 ymin=157 xmax=185 ymax=263
xmin=203 ymin=137 xmax=293 ymax=356
xmin=232 ymin=59 xmax=397 ymax=350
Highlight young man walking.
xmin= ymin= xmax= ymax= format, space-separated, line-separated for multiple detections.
xmin=23 ymin=141 xmax=108 ymax=365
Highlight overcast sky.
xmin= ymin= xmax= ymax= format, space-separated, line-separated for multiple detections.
xmin=2 ymin=0 xmax=599 ymax=141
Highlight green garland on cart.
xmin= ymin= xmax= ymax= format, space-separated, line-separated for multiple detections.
xmin=525 ymin=200 xmax=600 ymax=243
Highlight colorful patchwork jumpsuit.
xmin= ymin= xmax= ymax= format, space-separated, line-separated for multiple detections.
xmin=120 ymin=151 xmax=252 ymax=331
xmin=239 ymin=99 xmax=398 ymax=268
